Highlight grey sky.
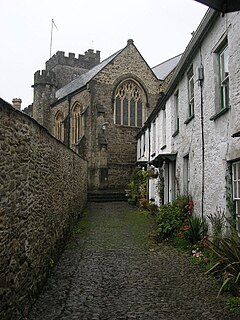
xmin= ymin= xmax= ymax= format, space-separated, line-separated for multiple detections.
xmin=1 ymin=0 xmax=207 ymax=108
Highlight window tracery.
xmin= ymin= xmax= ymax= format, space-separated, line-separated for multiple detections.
xmin=114 ymin=80 xmax=146 ymax=127
xmin=72 ymin=104 xmax=83 ymax=144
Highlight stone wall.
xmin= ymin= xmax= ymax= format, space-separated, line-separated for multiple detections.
xmin=0 ymin=99 xmax=88 ymax=319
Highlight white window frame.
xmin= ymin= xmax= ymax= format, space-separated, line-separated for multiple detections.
xmin=233 ymin=161 xmax=240 ymax=230
xmin=152 ymin=121 xmax=156 ymax=155
xmin=183 ymin=155 xmax=189 ymax=195
xmin=187 ymin=68 xmax=194 ymax=118
xmin=174 ymin=91 xmax=179 ymax=133
xmin=162 ymin=109 xmax=166 ymax=147
xmin=219 ymin=44 xmax=229 ymax=110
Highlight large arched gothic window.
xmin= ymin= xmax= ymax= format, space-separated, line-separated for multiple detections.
xmin=114 ymin=80 xmax=146 ymax=127
xmin=55 ymin=111 xmax=63 ymax=141
xmin=72 ymin=103 xmax=83 ymax=144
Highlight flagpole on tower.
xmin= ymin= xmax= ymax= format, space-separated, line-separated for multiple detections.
xmin=50 ymin=18 xmax=58 ymax=58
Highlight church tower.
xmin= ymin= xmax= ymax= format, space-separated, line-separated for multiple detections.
xmin=32 ymin=50 xmax=100 ymax=132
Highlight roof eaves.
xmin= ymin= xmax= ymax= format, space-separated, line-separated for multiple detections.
xmin=51 ymin=84 xmax=88 ymax=107
xmin=166 ymin=8 xmax=219 ymax=95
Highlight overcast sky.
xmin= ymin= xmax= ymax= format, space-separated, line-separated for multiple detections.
xmin=1 ymin=0 xmax=208 ymax=108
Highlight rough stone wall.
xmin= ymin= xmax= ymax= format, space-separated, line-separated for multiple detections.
xmin=0 ymin=99 xmax=87 ymax=320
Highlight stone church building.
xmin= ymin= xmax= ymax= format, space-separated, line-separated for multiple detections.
xmin=31 ymin=39 xmax=178 ymax=191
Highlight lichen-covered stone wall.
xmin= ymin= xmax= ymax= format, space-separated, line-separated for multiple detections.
xmin=0 ymin=99 xmax=87 ymax=319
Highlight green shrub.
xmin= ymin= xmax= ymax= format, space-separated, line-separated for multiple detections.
xmin=207 ymin=207 xmax=225 ymax=244
xmin=156 ymin=196 xmax=190 ymax=239
xmin=184 ymin=216 xmax=208 ymax=244
xmin=206 ymin=228 xmax=240 ymax=297
xmin=127 ymin=168 xmax=149 ymax=202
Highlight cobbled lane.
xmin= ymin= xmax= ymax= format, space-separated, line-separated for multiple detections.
xmin=29 ymin=202 xmax=238 ymax=320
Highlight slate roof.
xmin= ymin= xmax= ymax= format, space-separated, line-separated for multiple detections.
xmin=55 ymin=44 xmax=182 ymax=101
xmin=152 ymin=54 xmax=182 ymax=80
xmin=56 ymin=49 xmax=123 ymax=100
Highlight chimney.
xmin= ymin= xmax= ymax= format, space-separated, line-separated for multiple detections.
xmin=12 ymin=98 xmax=22 ymax=110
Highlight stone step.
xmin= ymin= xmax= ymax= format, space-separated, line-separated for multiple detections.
xmin=87 ymin=190 xmax=127 ymax=202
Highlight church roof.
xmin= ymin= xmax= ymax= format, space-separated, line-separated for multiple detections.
xmin=56 ymin=49 xmax=123 ymax=100
xmin=55 ymin=41 xmax=182 ymax=101
xmin=152 ymin=54 xmax=182 ymax=80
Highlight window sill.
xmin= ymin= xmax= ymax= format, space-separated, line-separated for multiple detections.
xmin=172 ymin=129 xmax=179 ymax=137
xmin=210 ymin=106 xmax=230 ymax=121
xmin=184 ymin=115 xmax=194 ymax=125
xmin=161 ymin=145 xmax=166 ymax=150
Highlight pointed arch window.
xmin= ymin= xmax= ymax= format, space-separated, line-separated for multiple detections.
xmin=72 ymin=103 xmax=84 ymax=145
xmin=114 ymin=80 xmax=146 ymax=127
xmin=55 ymin=111 xmax=63 ymax=141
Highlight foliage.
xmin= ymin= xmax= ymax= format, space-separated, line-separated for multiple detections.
xmin=227 ymin=296 xmax=240 ymax=314
xmin=206 ymin=227 xmax=240 ymax=297
xmin=127 ymin=167 xmax=149 ymax=202
xmin=156 ymin=196 xmax=191 ymax=239
xmin=183 ymin=216 xmax=208 ymax=244
xmin=207 ymin=207 xmax=225 ymax=243
xmin=147 ymin=202 xmax=159 ymax=215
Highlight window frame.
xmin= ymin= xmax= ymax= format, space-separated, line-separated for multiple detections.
xmin=219 ymin=44 xmax=229 ymax=110
xmin=187 ymin=67 xmax=194 ymax=118
xmin=162 ymin=108 xmax=166 ymax=148
xmin=210 ymin=38 xmax=230 ymax=121
xmin=173 ymin=90 xmax=179 ymax=136
xmin=114 ymin=80 xmax=146 ymax=128
xmin=71 ymin=103 xmax=84 ymax=145
xmin=55 ymin=111 xmax=64 ymax=141
xmin=232 ymin=161 xmax=240 ymax=231
xmin=183 ymin=154 xmax=190 ymax=195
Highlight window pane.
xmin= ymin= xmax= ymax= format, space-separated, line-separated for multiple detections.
xmin=220 ymin=46 xmax=229 ymax=81
xmin=233 ymin=163 xmax=237 ymax=179
xmin=123 ymin=98 xmax=128 ymax=125
xmin=234 ymin=182 xmax=238 ymax=199
xmin=189 ymin=78 xmax=194 ymax=100
xmin=115 ymin=97 xmax=121 ymax=124
xmin=174 ymin=92 xmax=179 ymax=131
xmin=130 ymin=98 xmax=135 ymax=126
xmin=137 ymin=100 xmax=142 ymax=127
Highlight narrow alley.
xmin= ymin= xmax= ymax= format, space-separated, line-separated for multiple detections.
xmin=29 ymin=202 xmax=237 ymax=320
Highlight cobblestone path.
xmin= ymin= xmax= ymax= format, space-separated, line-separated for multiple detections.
xmin=29 ymin=202 xmax=238 ymax=320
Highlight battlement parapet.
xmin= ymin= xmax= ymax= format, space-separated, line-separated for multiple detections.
xmin=46 ymin=49 xmax=101 ymax=71
xmin=34 ymin=70 xmax=57 ymax=87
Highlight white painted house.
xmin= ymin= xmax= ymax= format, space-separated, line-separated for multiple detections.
xmin=137 ymin=9 xmax=240 ymax=228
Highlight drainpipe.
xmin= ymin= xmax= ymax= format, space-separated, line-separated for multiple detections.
xmin=199 ymin=66 xmax=205 ymax=220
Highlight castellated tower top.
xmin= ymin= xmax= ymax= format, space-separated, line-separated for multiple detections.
xmin=46 ymin=49 xmax=101 ymax=71
xmin=33 ymin=70 xmax=57 ymax=87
